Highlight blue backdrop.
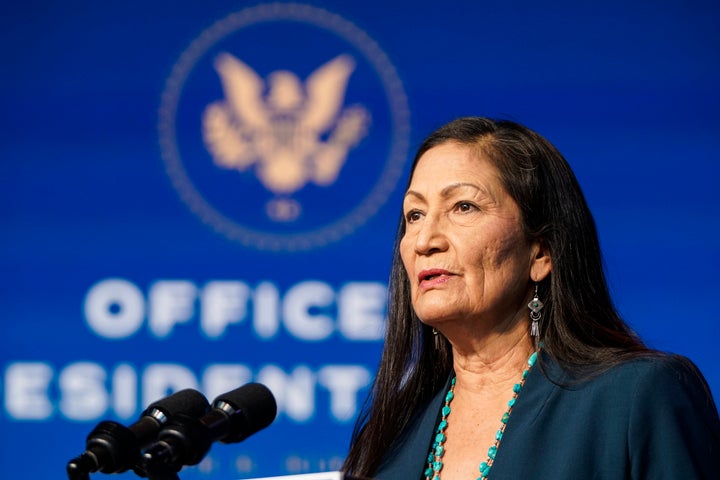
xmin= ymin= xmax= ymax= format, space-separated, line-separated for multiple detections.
xmin=2 ymin=1 xmax=719 ymax=479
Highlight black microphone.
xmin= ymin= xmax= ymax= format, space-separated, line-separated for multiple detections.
xmin=66 ymin=389 xmax=210 ymax=480
xmin=141 ymin=383 xmax=277 ymax=473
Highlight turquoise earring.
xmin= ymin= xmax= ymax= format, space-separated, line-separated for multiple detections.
xmin=528 ymin=284 xmax=544 ymax=339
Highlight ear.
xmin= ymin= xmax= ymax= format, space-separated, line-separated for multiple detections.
xmin=529 ymin=238 xmax=552 ymax=282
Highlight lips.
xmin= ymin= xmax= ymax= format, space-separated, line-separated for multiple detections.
xmin=417 ymin=268 xmax=453 ymax=288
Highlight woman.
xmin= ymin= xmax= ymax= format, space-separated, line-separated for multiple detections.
xmin=342 ymin=117 xmax=720 ymax=479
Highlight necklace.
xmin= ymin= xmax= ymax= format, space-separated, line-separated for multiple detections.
xmin=424 ymin=350 xmax=538 ymax=480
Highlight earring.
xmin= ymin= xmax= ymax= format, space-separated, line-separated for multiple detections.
xmin=527 ymin=284 xmax=544 ymax=339
xmin=432 ymin=328 xmax=440 ymax=350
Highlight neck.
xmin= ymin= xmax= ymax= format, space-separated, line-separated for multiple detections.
xmin=451 ymin=329 xmax=535 ymax=392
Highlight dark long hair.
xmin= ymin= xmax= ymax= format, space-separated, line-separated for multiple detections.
xmin=343 ymin=117 xmax=649 ymax=477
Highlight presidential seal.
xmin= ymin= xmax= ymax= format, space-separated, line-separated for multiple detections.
xmin=159 ymin=3 xmax=410 ymax=251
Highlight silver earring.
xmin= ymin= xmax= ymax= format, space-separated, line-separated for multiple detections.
xmin=528 ymin=284 xmax=544 ymax=339
xmin=432 ymin=328 xmax=440 ymax=349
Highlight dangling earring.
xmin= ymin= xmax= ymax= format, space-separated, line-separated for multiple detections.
xmin=432 ymin=328 xmax=440 ymax=350
xmin=527 ymin=284 xmax=544 ymax=341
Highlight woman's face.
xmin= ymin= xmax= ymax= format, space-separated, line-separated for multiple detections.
xmin=400 ymin=142 xmax=549 ymax=331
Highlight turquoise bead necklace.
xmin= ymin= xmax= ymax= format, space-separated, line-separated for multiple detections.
xmin=424 ymin=350 xmax=539 ymax=480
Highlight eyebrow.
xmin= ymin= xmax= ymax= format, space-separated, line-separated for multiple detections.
xmin=404 ymin=182 xmax=490 ymax=201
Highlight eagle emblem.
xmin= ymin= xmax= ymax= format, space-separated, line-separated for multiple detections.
xmin=202 ymin=53 xmax=370 ymax=197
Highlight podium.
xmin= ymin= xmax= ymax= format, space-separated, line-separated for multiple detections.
xmin=241 ymin=472 xmax=367 ymax=480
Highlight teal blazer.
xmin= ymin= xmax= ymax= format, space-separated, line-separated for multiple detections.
xmin=375 ymin=354 xmax=720 ymax=479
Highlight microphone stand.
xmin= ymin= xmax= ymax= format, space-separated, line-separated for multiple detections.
xmin=133 ymin=454 xmax=181 ymax=480
xmin=66 ymin=456 xmax=92 ymax=480
xmin=138 ymin=464 xmax=180 ymax=480
xmin=66 ymin=451 xmax=181 ymax=480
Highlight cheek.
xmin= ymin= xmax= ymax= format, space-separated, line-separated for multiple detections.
xmin=399 ymin=236 xmax=422 ymax=300
xmin=474 ymin=228 xmax=529 ymax=272
xmin=485 ymin=237 xmax=533 ymax=289
xmin=399 ymin=236 xmax=413 ymax=273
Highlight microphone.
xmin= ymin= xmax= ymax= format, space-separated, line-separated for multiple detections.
xmin=141 ymin=383 xmax=277 ymax=473
xmin=66 ymin=389 xmax=210 ymax=480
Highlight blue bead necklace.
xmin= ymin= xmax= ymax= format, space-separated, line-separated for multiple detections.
xmin=424 ymin=350 xmax=538 ymax=480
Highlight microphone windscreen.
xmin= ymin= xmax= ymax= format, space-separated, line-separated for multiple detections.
xmin=144 ymin=389 xmax=210 ymax=419
xmin=214 ymin=383 xmax=277 ymax=443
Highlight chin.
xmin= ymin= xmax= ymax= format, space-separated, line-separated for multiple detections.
xmin=416 ymin=312 xmax=455 ymax=328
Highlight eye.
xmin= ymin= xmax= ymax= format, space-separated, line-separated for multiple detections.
xmin=454 ymin=201 xmax=478 ymax=214
xmin=405 ymin=209 xmax=423 ymax=223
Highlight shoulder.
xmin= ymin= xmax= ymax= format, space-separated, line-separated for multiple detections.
xmin=552 ymin=353 xmax=720 ymax=477
xmin=551 ymin=353 xmax=715 ymax=399
xmin=624 ymin=355 xmax=720 ymax=476
xmin=374 ymin=378 xmax=450 ymax=480
xmin=601 ymin=354 xmax=716 ymax=406
xmin=615 ymin=354 xmax=719 ymax=423
xmin=540 ymin=352 xmax=720 ymax=433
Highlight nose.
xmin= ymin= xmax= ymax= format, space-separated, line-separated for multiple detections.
xmin=414 ymin=213 xmax=449 ymax=255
